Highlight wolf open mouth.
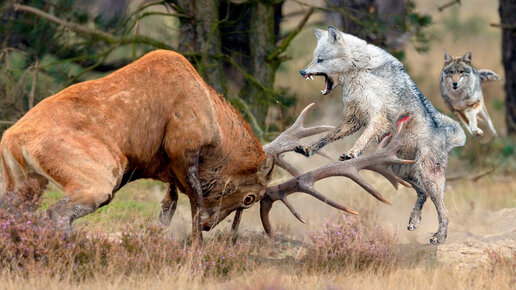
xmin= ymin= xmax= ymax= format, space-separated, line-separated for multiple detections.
xmin=304 ymin=73 xmax=334 ymax=95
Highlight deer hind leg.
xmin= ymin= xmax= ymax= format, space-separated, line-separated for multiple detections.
xmin=159 ymin=183 xmax=178 ymax=226
xmin=414 ymin=158 xmax=448 ymax=244
xmin=47 ymin=189 xmax=114 ymax=231
xmin=44 ymin=154 xmax=123 ymax=230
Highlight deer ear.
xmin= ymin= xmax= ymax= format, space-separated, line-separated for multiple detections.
xmin=257 ymin=156 xmax=274 ymax=185
xmin=444 ymin=50 xmax=452 ymax=64
xmin=314 ymin=28 xmax=324 ymax=40
xmin=328 ymin=26 xmax=343 ymax=44
xmin=462 ymin=51 xmax=472 ymax=63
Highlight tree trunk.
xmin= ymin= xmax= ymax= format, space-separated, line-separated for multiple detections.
xmin=177 ymin=0 xmax=226 ymax=94
xmin=245 ymin=0 xmax=278 ymax=127
xmin=500 ymin=0 xmax=516 ymax=135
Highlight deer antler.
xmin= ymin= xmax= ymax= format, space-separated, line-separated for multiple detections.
xmin=260 ymin=116 xmax=414 ymax=238
xmin=263 ymin=103 xmax=335 ymax=167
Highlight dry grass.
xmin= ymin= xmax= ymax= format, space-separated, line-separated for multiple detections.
xmin=0 ymin=167 xmax=515 ymax=289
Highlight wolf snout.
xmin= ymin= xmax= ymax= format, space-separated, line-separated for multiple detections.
xmin=300 ymin=70 xmax=307 ymax=77
xmin=452 ymin=82 xmax=458 ymax=89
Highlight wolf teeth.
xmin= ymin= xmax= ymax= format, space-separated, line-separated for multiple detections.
xmin=321 ymin=90 xmax=325 ymax=94
xmin=310 ymin=75 xmax=314 ymax=80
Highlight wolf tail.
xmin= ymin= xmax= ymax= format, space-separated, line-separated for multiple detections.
xmin=478 ymin=69 xmax=502 ymax=82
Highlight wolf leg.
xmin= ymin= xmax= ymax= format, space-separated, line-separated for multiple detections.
xmin=416 ymin=159 xmax=448 ymax=244
xmin=479 ymin=103 xmax=498 ymax=137
xmin=454 ymin=111 xmax=473 ymax=135
xmin=407 ymin=185 xmax=427 ymax=231
xmin=159 ymin=183 xmax=179 ymax=226
xmin=294 ymin=119 xmax=360 ymax=157
xmin=340 ymin=116 xmax=389 ymax=160
xmin=464 ymin=103 xmax=483 ymax=136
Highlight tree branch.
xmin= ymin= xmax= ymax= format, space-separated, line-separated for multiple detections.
xmin=491 ymin=23 xmax=516 ymax=30
xmin=12 ymin=3 xmax=175 ymax=50
xmin=28 ymin=60 xmax=38 ymax=110
xmin=437 ymin=0 xmax=461 ymax=12
xmin=268 ymin=7 xmax=314 ymax=63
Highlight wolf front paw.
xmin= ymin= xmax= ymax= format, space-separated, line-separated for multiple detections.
xmin=294 ymin=145 xmax=312 ymax=157
xmin=339 ymin=152 xmax=356 ymax=161
xmin=472 ymin=128 xmax=484 ymax=137
xmin=407 ymin=216 xmax=421 ymax=231
xmin=430 ymin=233 xmax=447 ymax=244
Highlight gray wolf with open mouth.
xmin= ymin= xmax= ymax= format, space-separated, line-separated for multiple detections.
xmin=440 ymin=51 xmax=501 ymax=141
xmin=295 ymin=26 xmax=466 ymax=244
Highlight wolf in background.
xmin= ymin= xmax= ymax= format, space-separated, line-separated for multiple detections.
xmin=295 ymin=26 xmax=466 ymax=244
xmin=440 ymin=51 xmax=501 ymax=141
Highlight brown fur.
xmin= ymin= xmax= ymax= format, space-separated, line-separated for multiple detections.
xmin=0 ymin=50 xmax=270 ymax=242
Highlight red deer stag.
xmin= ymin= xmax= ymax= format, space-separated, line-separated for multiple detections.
xmin=0 ymin=50 xmax=413 ymax=242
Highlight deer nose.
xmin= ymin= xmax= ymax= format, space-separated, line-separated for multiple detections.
xmin=300 ymin=70 xmax=306 ymax=76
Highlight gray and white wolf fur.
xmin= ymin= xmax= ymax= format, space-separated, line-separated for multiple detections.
xmin=295 ymin=26 xmax=465 ymax=244
xmin=440 ymin=51 xmax=501 ymax=141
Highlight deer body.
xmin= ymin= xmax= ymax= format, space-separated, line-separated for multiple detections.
xmin=1 ymin=50 xmax=413 ymax=243
xmin=1 ymin=50 xmax=267 ymax=241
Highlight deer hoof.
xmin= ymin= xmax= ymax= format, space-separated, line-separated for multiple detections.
xmin=339 ymin=152 xmax=355 ymax=161
xmin=294 ymin=145 xmax=312 ymax=157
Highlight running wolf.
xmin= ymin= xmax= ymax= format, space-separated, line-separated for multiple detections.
xmin=440 ymin=51 xmax=501 ymax=141
xmin=295 ymin=26 xmax=466 ymax=244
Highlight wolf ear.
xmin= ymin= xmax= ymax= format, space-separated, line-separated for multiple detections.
xmin=462 ymin=51 xmax=472 ymax=64
xmin=327 ymin=26 xmax=343 ymax=45
xmin=314 ymin=28 xmax=324 ymax=40
xmin=444 ymin=50 xmax=452 ymax=64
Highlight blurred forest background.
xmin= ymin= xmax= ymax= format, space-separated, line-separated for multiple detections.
xmin=0 ymin=0 xmax=515 ymax=171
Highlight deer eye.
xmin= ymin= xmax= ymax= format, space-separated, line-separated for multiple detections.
xmin=243 ymin=194 xmax=256 ymax=207
xmin=317 ymin=58 xmax=324 ymax=63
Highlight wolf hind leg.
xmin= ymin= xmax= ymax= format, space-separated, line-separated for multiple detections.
xmin=159 ymin=183 xmax=178 ymax=226
xmin=407 ymin=185 xmax=427 ymax=231
xmin=415 ymin=158 xmax=448 ymax=244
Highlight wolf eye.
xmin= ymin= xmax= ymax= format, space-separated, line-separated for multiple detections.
xmin=317 ymin=58 xmax=324 ymax=63
xmin=459 ymin=70 xmax=464 ymax=74
xmin=243 ymin=194 xmax=256 ymax=207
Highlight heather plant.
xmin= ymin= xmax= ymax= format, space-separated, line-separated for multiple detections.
xmin=0 ymin=189 xmax=255 ymax=280
xmin=303 ymin=214 xmax=399 ymax=272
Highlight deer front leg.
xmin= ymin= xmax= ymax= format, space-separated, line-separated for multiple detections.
xmin=294 ymin=119 xmax=361 ymax=157
xmin=159 ymin=183 xmax=178 ymax=226
xmin=340 ymin=116 xmax=389 ymax=160
xmin=185 ymin=160 xmax=204 ymax=245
